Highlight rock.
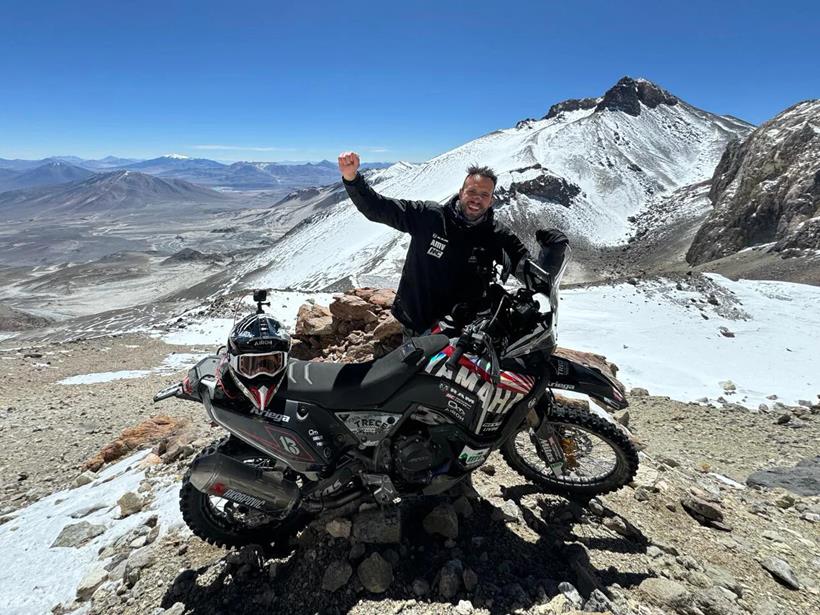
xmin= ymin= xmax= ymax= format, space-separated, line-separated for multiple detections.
xmin=74 ymin=471 xmax=97 ymax=487
xmin=76 ymin=564 xmax=108 ymax=600
xmin=704 ymin=564 xmax=743 ymax=597
xmin=694 ymin=586 xmax=744 ymax=615
xmin=68 ymin=503 xmax=106 ymax=519
xmin=634 ymin=487 xmax=651 ymax=502
xmin=720 ymin=380 xmax=737 ymax=392
xmin=423 ymin=503 xmax=459 ymax=539
xmin=352 ymin=508 xmax=401 ymax=543
xmin=494 ymin=499 xmax=523 ymax=523
xmin=83 ymin=415 xmax=185 ymax=471
xmin=463 ymin=567 xmax=479 ymax=591
xmin=557 ymin=581 xmax=583 ymax=607
xmin=325 ymin=517 xmax=352 ymax=538
xmin=479 ymin=464 xmax=496 ymax=476
xmin=373 ymin=316 xmax=402 ymax=340
xmin=632 ymin=466 xmax=660 ymax=491
xmin=452 ymin=495 xmax=474 ymax=519
xmin=758 ymin=403 xmax=770 ymax=412
xmin=295 ymin=303 xmax=334 ymax=337
xmin=348 ymin=543 xmax=366 ymax=560
xmin=51 ymin=521 xmax=106 ymax=548
xmin=602 ymin=515 xmax=640 ymax=539
xmin=161 ymin=604 xmax=186 ymax=615
xmin=455 ymin=599 xmax=474 ymax=614
xmin=124 ymin=547 xmax=157 ymax=587
xmin=368 ymin=288 xmax=395 ymax=308
xmin=638 ymin=577 xmax=692 ymax=610
xmin=719 ymin=327 xmax=735 ymax=338
xmin=584 ymin=588 xmax=614 ymax=612
xmin=118 ymin=492 xmax=144 ymax=517
xmin=539 ymin=594 xmax=573 ymax=613
xmin=775 ymin=493 xmax=796 ymax=509
xmin=776 ymin=413 xmax=791 ymax=424
xmin=760 ymin=557 xmax=801 ymax=590
xmin=613 ymin=410 xmax=630 ymax=427
xmin=630 ymin=387 xmax=649 ymax=397
xmin=357 ymin=552 xmax=393 ymax=593
xmin=330 ymin=295 xmax=379 ymax=323
xmin=439 ymin=559 xmax=464 ymax=599
xmin=321 ymin=560 xmax=353 ymax=592
xmin=746 ymin=456 xmax=820 ymax=496
xmin=139 ymin=453 xmax=163 ymax=468
xmin=412 ymin=577 xmax=430 ymax=597
xmin=681 ymin=495 xmax=724 ymax=523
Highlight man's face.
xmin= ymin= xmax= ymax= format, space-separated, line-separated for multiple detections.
xmin=458 ymin=175 xmax=494 ymax=221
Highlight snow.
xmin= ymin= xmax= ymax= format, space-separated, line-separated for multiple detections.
xmin=57 ymin=352 xmax=207 ymax=385
xmin=58 ymin=369 xmax=151 ymax=384
xmin=160 ymin=289 xmax=335 ymax=345
xmin=559 ymin=275 xmax=820 ymax=408
xmin=0 ymin=451 xmax=184 ymax=615
xmin=237 ymin=96 xmax=751 ymax=293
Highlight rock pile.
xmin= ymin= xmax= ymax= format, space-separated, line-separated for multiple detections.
xmin=291 ymin=287 xmax=402 ymax=361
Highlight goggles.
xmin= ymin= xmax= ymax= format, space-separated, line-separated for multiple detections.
xmin=229 ymin=351 xmax=286 ymax=379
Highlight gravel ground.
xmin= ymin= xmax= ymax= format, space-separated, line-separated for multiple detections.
xmin=2 ymin=333 xmax=818 ymax=615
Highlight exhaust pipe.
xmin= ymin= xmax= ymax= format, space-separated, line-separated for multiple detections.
xmin=189 ymin=451 xmax=300 ymax=514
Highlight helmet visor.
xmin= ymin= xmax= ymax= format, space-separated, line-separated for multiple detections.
xmin=231 ymin=351 xmax=286 ymax=379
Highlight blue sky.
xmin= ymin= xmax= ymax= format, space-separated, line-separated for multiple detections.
xmin=1 ymin=0 xmax=817 ymax=162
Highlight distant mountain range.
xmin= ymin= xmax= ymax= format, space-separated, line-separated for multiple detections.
xmin=0 ymin=155 xmax=394 ymax=192
xmin=0 ymin=170 xmax=231 ymax=219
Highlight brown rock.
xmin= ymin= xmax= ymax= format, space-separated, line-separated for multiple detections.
xmin=373 ymin=315 xmax=403 ymax=340
xmin=369 ymin=288 xmax=395 ymax=308
xmin=330 ymin=295 xmax=379 ymax=323
xmin=295 ymin=303 xmax=334 ymax=337
xmin=83 ymin=415 xmax=187 ymax=471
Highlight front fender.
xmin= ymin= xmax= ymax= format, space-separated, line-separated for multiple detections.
xmin=546 ymin=355 xmax=628 ymax=410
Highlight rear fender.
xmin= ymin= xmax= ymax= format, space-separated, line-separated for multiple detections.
xmin=547 ymin=355 xmax=628 ymax=410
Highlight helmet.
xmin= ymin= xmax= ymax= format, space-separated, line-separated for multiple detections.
xmin=226 ymin=313 xmax=291 ymax=411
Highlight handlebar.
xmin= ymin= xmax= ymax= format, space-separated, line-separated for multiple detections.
xmin=445 ymin=332 xmax=470 ymax=371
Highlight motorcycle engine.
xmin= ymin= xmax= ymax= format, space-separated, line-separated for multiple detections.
xmin=392 ymin=433 xmax=448 ymax=485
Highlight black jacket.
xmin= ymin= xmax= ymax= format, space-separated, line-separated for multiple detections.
xmin=343 ymin=173 xmax=529 ymax=332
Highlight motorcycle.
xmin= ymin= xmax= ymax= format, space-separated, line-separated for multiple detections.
xmin=154 ymin=251 xmax=638 ymax=550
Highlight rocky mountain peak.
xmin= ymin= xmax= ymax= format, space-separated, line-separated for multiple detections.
xmin=543 ymin=97 xmax=600 ymax=120
xmin=596 ymin=76 xmax=679 ymax=116
xmin=687 ymin=99 xmax=820 ymax=265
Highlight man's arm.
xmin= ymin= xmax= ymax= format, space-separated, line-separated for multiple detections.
xmin=496 ymin=227 xmax=531 ymax=281
xmin=338 ymin=151 xmax=427 ymax=233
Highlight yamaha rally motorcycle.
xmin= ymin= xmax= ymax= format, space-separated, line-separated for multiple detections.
xmin=154 ymin=251 xmax=638 ymax=550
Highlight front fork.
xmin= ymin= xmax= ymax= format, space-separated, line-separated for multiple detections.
xmin=527 ymin=404 xmax=568 ymax=477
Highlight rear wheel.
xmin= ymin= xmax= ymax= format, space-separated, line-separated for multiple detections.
xmin=501 ymin=405 xmax=638 ymax=498
xmin=179 ymin=436 xmax=308 ymax=551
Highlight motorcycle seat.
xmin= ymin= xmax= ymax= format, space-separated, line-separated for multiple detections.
xmin=277 ymin=335 xmax=449 ymax=409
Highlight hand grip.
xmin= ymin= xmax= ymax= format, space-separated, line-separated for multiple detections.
xmin=445 ymin=343 xmax=466 ymax=371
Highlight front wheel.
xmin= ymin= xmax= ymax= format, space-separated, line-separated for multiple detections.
xmin=500 ymin=404 xmax=639 ymax=498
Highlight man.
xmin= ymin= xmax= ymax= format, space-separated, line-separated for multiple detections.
xmin=338 ymin=151 xmax=530 ymax=338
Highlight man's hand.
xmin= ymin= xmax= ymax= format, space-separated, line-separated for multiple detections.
xmin=338 ymin=151 xmax=360 ymax=182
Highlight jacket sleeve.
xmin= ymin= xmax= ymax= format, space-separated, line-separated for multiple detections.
xmin=343 ymin=172 xmax=429 ymax=234
xmin=497 ymin=227 xmax=531 ymax=281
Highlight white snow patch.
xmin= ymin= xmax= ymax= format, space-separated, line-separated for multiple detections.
xmin=0 ymin=451 xmax=184 ymax=615
xmin=57 ymin=352 xmax=207 ymax=385
xmin=559 ymin=275 xmax=820 ymax=408
xmin=58 ymin=370 xmax=151 ymax=385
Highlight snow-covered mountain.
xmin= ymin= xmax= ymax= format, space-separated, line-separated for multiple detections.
xmin=237 ymin=77 xmax=753 ymax=292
